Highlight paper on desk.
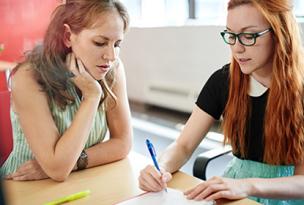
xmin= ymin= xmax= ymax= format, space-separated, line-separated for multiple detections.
xmin=116 ymin=188 xmax=214 ymax=205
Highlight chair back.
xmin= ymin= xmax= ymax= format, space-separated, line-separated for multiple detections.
xmin=0 ymin=90 xmax=13 ymax=166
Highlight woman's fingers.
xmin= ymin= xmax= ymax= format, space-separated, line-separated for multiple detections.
xmin=205 ymin=190 xmax=231 ymax=201
xmin=185 ymin=182 xmax=208 ymax=199
xmin=4 ymin=160 xmax=49 ymax=181
xmin=141 ymin=168 xmax=162 ymax=190
xmin=139 ymin=165 xmax=167 ymax=192
xmin=193 ymin=183 xmax=227 ymax=200
xmin=185 ymin=176 xmax=224 ymax=199
xmin=76 ymin=58 xmax=86 ymax=74
xmin=66 ymin=53 xmax=79 ymax=77
xmin=140 ymin=174 xmax=163 ymax=191
xmin=184 ymin=186 xmax=196 ymax=195
xmin=71 ymin=55 xmax=79 ymax=75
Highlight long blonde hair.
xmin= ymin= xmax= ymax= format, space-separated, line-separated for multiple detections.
xmin=223 ymin=0 xmax=304 ymax=165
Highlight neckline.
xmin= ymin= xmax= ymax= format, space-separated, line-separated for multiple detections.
xmin=248 ymin=75 xmax=268 ymax=97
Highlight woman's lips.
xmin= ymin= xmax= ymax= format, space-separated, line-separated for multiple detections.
xmin=97 ymin=65 xmax=110 ymax=73
xmin=238 ymin=58 xmax=251 ymax=65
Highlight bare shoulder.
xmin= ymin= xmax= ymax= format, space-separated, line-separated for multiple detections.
xmin=11 ymin=63 xmax=48 ymax=109
xmin=12 ymin=63 xmax=41 ymax=92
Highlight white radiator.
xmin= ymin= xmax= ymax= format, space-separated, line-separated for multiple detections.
xmin=145 ymin=83 xmax=199 ymax=113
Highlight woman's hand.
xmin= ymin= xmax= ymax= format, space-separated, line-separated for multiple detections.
xmin=67 ymin=53 xmax=102 ymax=100
xmin=5 ymin=159 xmax=49 ymax=181
xmin=138 ymin=165 xmax=172 ymax=192
xmin=184 ymin=176 xmax=252 ymax=201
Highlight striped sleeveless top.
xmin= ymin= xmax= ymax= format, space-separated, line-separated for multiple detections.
xmin=1 ymin=86 xmax=107 ymax=175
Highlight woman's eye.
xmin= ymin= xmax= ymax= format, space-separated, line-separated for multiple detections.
xmin=228 ymin=34 xmax=234 ymax=39
xmin=94 ymin=42 xmax=106 ymax=47
xmin=244 ymin=34 xmax=254 ymax=40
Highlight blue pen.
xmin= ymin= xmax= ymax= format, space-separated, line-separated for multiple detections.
xmin=146 ymin=139 xmax=168 ymax=192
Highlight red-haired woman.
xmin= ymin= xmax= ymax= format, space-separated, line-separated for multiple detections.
xmin=139 ymin=0 xmax=304 ymax=204
xmin=1 ymin=0 xmax=132 ymax=182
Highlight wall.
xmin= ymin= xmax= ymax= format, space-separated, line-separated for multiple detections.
xmin=121 ymin=23 xmax=304 ymax=113
xmin=120 ymin=25 xmax=230 ymax=113
xmin=0 ymin=0 xmax=58 ymax=62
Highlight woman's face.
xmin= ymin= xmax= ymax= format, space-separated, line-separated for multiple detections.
xmin=68 ymin=10 xmax=124 ymax=80
xmin=226 ymin=4 xmax=275 ymax=77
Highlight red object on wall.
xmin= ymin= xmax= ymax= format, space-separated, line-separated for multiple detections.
xmin=0 ymin=90 xmax=13 ymax=166
xmin=0 ymin=0 xmax=59 ymax=62
xmin=0 ymin=72 xmax=8 ymax=91
xmin=0 ymin=0 xmax=60 ymax=164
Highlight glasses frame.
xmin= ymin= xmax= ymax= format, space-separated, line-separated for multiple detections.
xmin=220 ymin=28 xmax=272 ymax=46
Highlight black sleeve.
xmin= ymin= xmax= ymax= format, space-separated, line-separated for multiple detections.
xmin=195 ymin=64 xmax=229 ymax=120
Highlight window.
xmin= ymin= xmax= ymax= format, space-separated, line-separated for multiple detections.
xmin=294 ymin=0 xmax=304 ymax=18
xmin=121 ymin=0 xmax=304 ymax=27
xmin=194 ymin=0 xmax=228 ymax=25
xmin=121 ymin=0 xmax=188 ymax=27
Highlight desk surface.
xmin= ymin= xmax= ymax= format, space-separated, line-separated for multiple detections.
xmin=3 ymin=152 xmax=260 ymax=205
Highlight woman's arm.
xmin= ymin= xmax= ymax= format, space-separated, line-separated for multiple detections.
xmin=185 ymin=163 xmax=304 ymax=201
xmin=138 ymin=105 xmax=215 ymax=192
xmin=84 ymin=60 xmax=132 ymax=168
xmin=159 ymin=105 xmax=215 ymax=173
xmin=11 ymin=60 xmax=102 ymax=181
xmin=245 ymin=163 xmax=304 ymax=199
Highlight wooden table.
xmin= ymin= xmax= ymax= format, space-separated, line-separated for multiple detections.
xmin=3 ymin=152 xmax=260 ymax=205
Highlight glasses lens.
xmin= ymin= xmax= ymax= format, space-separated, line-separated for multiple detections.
xmin=239 ymin=33 xmax=255 ymax=46
xmin=222 ymin=32 xmax=235 ymax=45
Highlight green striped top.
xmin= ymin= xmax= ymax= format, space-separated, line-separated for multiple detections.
xmin=1 ymin=86 xmax=107 ymax=175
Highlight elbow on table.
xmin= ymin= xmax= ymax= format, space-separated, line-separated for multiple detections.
xmin=50 ymin=174 xmax=68 ymax=182
xmin=117 ymin=138 xmax=132 ymax=160
xmin=48 ymin=171 xmax=70 ymax=182
xmin=46 ymin=165 xmax=72 ymax=182
xmin=120 ymin=142 xmax=132 ymax=159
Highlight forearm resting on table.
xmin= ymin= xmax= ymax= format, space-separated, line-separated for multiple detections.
xmin=159 ymin=142 xmax=192 ymax=173
xmin=247 ymin=175 xmax=304 ymax=199
xmin=85 ymin=137 xmax=131 ymax=168
xmin=40 ymin=98 xmax=100 ymax=181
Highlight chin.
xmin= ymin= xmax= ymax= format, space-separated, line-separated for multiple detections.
xmin=93 ymin=73 xmax=107 ymax=81
xmin=93 ymin=76 xmax=103 ymax=81
xmin=239 ymin=66 xmax=253 ymax=75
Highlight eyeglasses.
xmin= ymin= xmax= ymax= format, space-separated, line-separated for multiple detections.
xmin=220 ymin=28 xmax=272 ymax=46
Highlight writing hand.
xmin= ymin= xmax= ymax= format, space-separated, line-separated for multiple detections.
xmin=139 ymin=165 xmax=172 ymax=192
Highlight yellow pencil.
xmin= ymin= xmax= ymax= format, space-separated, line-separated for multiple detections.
xmin=44 ymin=190 xmax=91 ymax=205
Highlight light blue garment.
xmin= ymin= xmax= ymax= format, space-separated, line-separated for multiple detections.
xmin=223 ymin=157 xmax=304 ymax=205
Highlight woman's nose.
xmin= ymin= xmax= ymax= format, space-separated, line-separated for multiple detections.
xmin=231 ymin=38 xmax=245 ymax=53
xmin=103 ymin=46 xmax=117 ymax=61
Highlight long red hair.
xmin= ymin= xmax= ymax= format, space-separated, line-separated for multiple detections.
xmin=223 ymin=0 xmax=304 ymax=165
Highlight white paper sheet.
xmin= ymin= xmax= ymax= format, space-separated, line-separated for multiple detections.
xmin=117 ymin=188 xmax=214 ymax=205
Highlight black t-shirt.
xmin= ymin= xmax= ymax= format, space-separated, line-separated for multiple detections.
xmin=196 ymin=64 xmax=267 ymax=162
